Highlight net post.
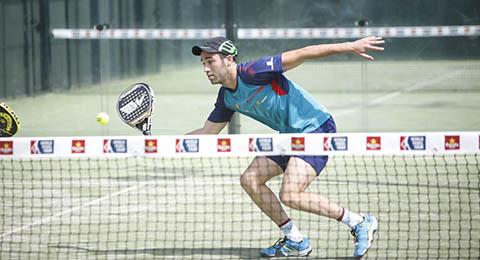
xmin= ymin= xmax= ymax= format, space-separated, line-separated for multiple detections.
xmin=39 ymin=0 xmax=52 ymax=93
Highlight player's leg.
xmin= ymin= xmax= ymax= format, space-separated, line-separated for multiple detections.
xmin=280 ymin=156 xmax=378 ymax=258
xmin=279 ymin=157 xmax=343 ymax=218
xmin=240 ymin=156 xmax=287 ymax=224
xmin=240 ymin=156 xmax=312 ymax=257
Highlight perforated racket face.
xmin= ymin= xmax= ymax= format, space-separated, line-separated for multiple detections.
xmin=117 ymin=83 xmax=154 ymax=125
xmin=0 ymin=102 xmax=20 ymax=137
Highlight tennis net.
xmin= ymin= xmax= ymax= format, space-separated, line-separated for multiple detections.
xmin=1 ymin=132 xmax=479 ymax=259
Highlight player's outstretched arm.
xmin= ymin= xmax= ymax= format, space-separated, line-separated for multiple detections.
xmin=187 ymin=120 xmax=228 ymax=135
xmin=281 ymin=36 xmax=385 ymax=71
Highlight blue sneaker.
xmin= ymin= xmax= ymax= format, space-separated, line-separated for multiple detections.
xmin=260 ymin=237 xmax=312 ymax=258
xmin=351 ymin=214 xmax=378 ymax=258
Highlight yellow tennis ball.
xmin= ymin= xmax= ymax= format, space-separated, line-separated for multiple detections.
xmin=96 ymin=112 xmax=110 ymax=125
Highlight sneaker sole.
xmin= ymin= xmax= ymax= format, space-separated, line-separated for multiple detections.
xmin=260 ymin=246 xmax=313 ymax=258
xmin=287 ymin=246 xmax=312 ymax=257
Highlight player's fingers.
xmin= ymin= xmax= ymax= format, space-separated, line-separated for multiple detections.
xmin=371 ymin=40 xmax=385 ymax=45
xmin=365 ymin=35 xmax=381 ymax=41
xmin=368 ymin=45 xmax=385 ymax=51
xmin=358 ymin=52 xmax=374 ymax=60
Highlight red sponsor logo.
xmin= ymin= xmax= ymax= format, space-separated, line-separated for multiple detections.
xmin=400 ymin=136 xmax=407 ymax=151
xmin=145 ymin=139 xmax=158 ymax=153
xmin=291 ymin=137 xmax=305 ymax=151
xmin=366 ymin=136 xmax=381 ymax=151
xmin=175 ymin=139 xmax=182 ymax=153
xmin=248 ymin=138 xmax=255 ymax=152
xmin=30 ymin=140 xmax=37 ymax=154
xmin=323 ymin=137 xmax=330 ymax=151
xmin=71 ymin=140 xmax=85 ymax=154
xmin=0 ymin=141 xmax=13 ymax=155
xmin=445 ymin=136 xmax=460 ymax=150
xmin=103 ymin=139 xmax=109 ymax=153
xmin=217 ymin=138 xmax=231 ymax=152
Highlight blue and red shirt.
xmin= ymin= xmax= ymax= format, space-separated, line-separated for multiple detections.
xmin=207 ymin=54 xmax=331 ymax=133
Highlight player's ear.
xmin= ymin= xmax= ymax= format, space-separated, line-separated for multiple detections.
xmin=224 ymin=55 xmax=236 ymax=66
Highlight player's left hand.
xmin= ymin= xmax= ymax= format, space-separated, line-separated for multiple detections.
xmin=349 ymin=36 xmax=385 ymax=61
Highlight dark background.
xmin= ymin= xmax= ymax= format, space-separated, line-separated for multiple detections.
xmin=1 ymin=0 xmax=479 ymax=99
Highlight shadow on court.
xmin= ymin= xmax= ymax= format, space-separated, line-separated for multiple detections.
xmin=50 ymin=245 xmax=356 ymax=259
xmin=51 ymin=245 xmax=260 ymax=259
xmin=106 ymin=167 xmax=196 ymax=181
xmin=107 ymin=166 xmax=242 ymax=182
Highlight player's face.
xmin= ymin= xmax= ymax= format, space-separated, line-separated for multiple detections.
xmin=200 ymin=52 xmax=229 ymax=85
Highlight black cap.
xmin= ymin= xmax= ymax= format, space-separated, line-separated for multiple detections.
xmin=192 ymin=37 xmax=238 ymax=57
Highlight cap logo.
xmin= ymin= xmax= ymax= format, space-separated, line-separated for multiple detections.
xmin=219 ymin=40 xmax=238 ymax=57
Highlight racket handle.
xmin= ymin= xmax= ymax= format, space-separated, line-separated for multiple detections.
xmin=135 ymin=117 xmax=152 ymax=136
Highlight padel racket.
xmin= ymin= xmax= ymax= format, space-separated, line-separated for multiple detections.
xmin=116 ymin=83 xmax=155 ymax=136
xmin=0 ymin=102 xmax=20 ymax=137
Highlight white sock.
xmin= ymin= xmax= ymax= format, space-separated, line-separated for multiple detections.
xmin=340 ymin=208 xmax=364 ymax=229
xmin=279 ymin=219 xmax=303 ymax=242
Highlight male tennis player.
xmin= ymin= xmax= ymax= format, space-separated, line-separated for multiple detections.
xmin=189 ymin=36 xmax=384 ymax=258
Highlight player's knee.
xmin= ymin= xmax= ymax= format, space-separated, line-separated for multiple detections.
xmin=279 ymin=186 xmax=300 ymax=209
xmin=240 ymin=171 xmax=261 ymax=193
xmin=279 ymin=188 xmax=296 ymax=208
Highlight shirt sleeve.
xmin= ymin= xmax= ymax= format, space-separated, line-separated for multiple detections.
xmin=237 ymin=54 xmax=283 ymax=85
xmin=207 ymin=87 xmax=235 ymax=123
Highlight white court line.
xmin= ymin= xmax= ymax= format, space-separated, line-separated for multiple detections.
xmin=334 ymin=69 xmax=465 ymax=117
xmin=0 ymin=181 xmax=150 ymax=239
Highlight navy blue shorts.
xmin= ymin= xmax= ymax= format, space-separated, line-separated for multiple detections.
xmin=267 ymin=116 xmax=337 ymax=176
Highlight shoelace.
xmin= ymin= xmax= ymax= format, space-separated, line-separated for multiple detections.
xmin=350 ymin=228 xmax=359 ymax=244
xmin=350 ymin=219 xmax=365 ymax=244
xmin=273 ymin=237 xmax=287 ymax=248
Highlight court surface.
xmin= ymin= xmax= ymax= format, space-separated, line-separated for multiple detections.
xmin=1 ymin=155 xmax=479 ymax=259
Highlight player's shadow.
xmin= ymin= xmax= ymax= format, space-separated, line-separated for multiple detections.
xmin=51 ymin=245 xmax=260 ymax=259
xmin=107 ymin=166 xmax=195 ymax=181
xmin=51 ymin=245 xmax=356 ymax=259
xmin=108 ymin=166 xmax=240 ymax=182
